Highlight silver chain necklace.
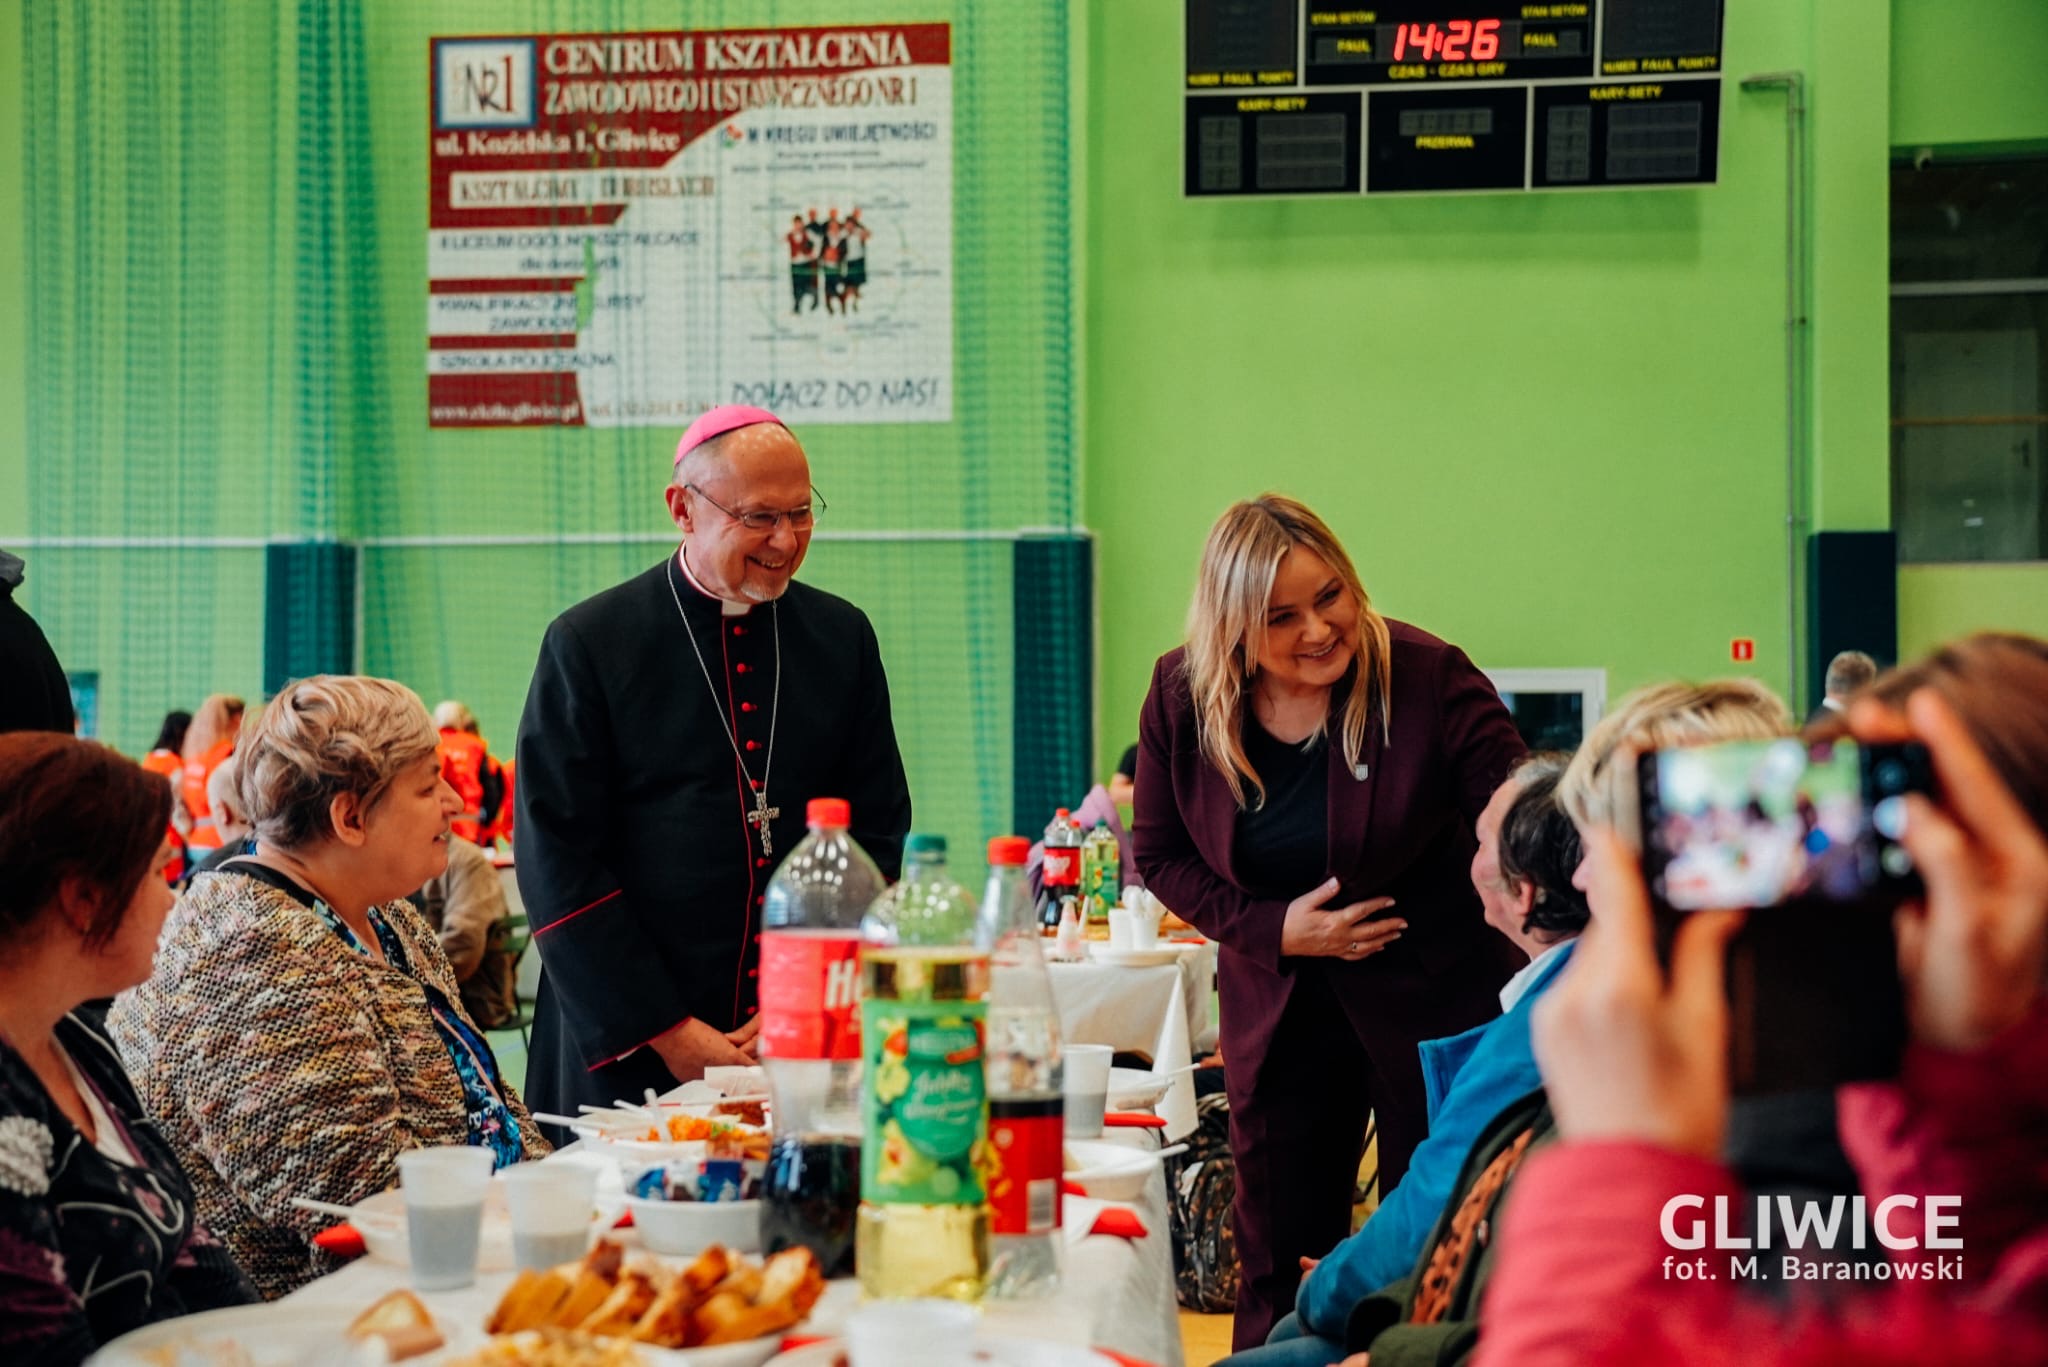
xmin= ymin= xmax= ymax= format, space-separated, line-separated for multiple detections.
xmin=667 ymin=554 xmax=782 ymax=857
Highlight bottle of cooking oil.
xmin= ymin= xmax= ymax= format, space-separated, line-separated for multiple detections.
xmin=856 ymin=833 xmax=993 ymax=1301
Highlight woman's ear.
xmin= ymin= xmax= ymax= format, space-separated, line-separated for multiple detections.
xmin=54 ymin=874 xmax=100 ymax=941
xmin=328 ymin=791 xmax=370 ymax=848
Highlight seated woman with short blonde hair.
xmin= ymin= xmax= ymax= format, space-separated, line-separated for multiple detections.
xmin=110 ymin=676 xmax=548 ymax=1299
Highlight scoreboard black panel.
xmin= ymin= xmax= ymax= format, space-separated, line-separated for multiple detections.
xmin=1184 ymin=0 xmax=1725 ymax=196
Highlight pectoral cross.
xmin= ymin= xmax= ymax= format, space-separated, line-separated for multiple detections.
xmin=747 ymin=790 xmax=781 ymax=858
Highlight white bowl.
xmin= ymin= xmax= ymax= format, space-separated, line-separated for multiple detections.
xmin=1106 ymin=1067 xmax=1173 ymax=1111
xmin=626 ymin=1196 xmax=763 ymax=1256
xmin=1062 ymin=1139 xmax=1162 ymax=1204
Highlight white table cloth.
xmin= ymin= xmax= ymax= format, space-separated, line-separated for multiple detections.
xmin=281 ymin=1096 xmax=1184 ymax=1367
xmin=1048 ymin=940 xmax=1217 ymax=1141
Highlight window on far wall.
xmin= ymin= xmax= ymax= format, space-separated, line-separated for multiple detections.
xmin=1891 ymin=154 xmax=2048 ymax=563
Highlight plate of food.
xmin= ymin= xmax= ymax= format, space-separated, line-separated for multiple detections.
xmin=764 ymin=1341 xmax=1117 ymax=1366
xmin=1062 ymin=1139 xmax=1165 ymax=1203
xmin=569 ymin=1104 xmax=771 ymax=1174
xmin=467 ymin=1237 xmax=827 ymax=1365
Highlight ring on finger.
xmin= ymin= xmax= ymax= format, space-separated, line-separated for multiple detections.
xmin=1349 ymin=940 xmax=1361 ymax=953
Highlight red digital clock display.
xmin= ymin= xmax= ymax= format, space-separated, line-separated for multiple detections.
xmin=1390 ymin=18 xmax=1502 ymax=63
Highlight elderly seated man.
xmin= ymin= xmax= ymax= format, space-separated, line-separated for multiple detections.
xmin=1220 ymin=753 xmax=1590 ymax=1366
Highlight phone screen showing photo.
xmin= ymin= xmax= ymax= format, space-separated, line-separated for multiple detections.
xmin=1647 ymin=738 xmax=1875 ymax=911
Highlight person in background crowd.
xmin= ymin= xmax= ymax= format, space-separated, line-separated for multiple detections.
xmin=1806 ymin=648 xmax=1880 ymax=727
xmin=785 ymin=213 xmax=819 ymax=313
xmin=1109 ymin=742 xmax=1140 ymax=809
xmin=1133 ymin=494 xmax=1526 ymax=1349
xmin=1227 ymin=755 xmax=1590 ymax=1365
xmin=839 ymin=207 xmax=870 ymax=313
xmin=142 ymin=710 xmax=192 ymax=777
xmin=0 ymin=734 xmax=257 ymax=1361
xmin=515 ymin=406 xmax=910 ymax=1136
xmin=0 ymin=549 xmax=73 ymax=736
xmin=1475 ymin=633 xmax=2048 ymax=1367
xmin=434 ymin=700 xmax=504 ymax=846
xmin=412 ymin=831 xmax=518 ymax=1031
xmin=179 ymin=756 xmax=256 ymax=889
xmin=178 ymin=694 xmax=244 ymax=852
xmin=110 ymin=676 xmax=547 ymax=1299
xmin=141 ymin=710 xmax=193 ymax=883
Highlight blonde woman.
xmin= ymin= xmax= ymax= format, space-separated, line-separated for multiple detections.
xmin=110 ymin=676 xmax=548 ymax=1299
xmin=1132 ymin=494 xmax=1526 ymax=1349
xmin=177 ymin=693 xmax=244 ymax=850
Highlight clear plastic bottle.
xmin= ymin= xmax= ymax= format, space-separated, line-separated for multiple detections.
xmin=857 ymin=834 xmax=993 ymax=1301
xmin=980 ymin=835 xmax=1065 ymax=1301
xmin=1040 ymin=808 xmax=1083 ymax=931
xmin=759 ymin=798 xmax=888 ymax=1278
xmin=1081 ymin=821 xmax=1121 ymax=926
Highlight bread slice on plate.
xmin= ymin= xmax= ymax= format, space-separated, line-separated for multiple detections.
xmin=346 ymin=1288 xmax=444 ymax=1361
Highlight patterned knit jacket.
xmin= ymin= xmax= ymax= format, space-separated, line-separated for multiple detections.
xmin=107 ymin=869 xmax=549 ymax=1299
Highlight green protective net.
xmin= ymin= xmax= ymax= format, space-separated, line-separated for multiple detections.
xmin=11 ymin=0 xmax=1080 ymax=856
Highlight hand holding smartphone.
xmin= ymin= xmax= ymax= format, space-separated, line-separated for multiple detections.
xmin=1636 ymin=737 xmax=1935 ymax=1092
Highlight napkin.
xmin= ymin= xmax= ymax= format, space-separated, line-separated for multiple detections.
xmin=1087 ymin=1207 xmax=1149 ymax=1240
xmin=311 ymin=1223 xmax=367 ymax=1260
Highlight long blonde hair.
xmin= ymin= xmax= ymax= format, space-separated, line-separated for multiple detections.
xmin=1182 ymin=495 xmax=1391 ymax=808
xmin=182 ymin=693 xmax=246 ymax=763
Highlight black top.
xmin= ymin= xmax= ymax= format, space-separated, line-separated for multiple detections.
xmin=0 ymin=1014 xmax=256 ymax=1363
xmin=1232 ymin=717 xmax=1330 ymax=900
xmin=0 ymin=551 xmax=74 ymax=736
xmin=515 ymin=554 xmax=912 ymax=1125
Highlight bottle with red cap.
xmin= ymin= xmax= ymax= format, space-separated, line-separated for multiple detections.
xmin=1039 ymin=807 xmax=1083 ymax=932
xmin=981 ymin=834 xmax=1065 ymax=1300
xmin=759 ymin=797 xmax=887 ymax=1277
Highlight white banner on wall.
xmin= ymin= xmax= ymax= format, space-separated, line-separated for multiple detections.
xmin=427 ymin=24 xmax=954 ymax=428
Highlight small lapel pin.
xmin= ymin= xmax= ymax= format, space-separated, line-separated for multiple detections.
xmin=1353 ymin=763 xmax=1370 ymax=781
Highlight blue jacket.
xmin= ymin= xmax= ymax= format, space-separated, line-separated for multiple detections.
xmin=1296 ymin=939 xmax=1578 ymax=1335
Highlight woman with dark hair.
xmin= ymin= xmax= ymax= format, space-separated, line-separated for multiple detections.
xmin=0 ymin=733 xmax=256 ymax=1362
xmin=141 ymin=710 xmax=194 ymax=883
xmin=1224 ymin=754 xmax=1590 ymax=1364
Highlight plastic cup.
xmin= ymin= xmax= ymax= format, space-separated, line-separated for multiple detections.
xmin=1107 ymin=907 xmax=1137 ymax=950
xmin=845 ymin=1299 xmax=977 ymax=1367
xmin=397 ymin=1146 xmax=495 ymax=1290
xmin=1062 ymin=1044 xmax=1113 ymax=1138
xmin=501 ymin=1160 xmax=599 ymax=1270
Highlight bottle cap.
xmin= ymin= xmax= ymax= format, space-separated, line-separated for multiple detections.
xmin=905 ymin=832 xmax=947 ymax=856
xmin=806 ymin=797 xmax=851 ymax=828
xmin=987 ymin=836 xmax=1030 ymax=865
xmin=1055 ymin=808 xmax=1070 ymax=819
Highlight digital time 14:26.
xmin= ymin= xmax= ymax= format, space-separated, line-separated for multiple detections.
xmin=1391 ymin=19 xmax=1502 ymax=62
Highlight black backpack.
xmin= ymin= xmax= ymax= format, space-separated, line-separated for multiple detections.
xmin=1167 ymin=1090 xmax=1238 ymax=1312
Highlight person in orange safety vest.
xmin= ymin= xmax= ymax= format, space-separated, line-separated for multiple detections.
xmin=141 ymin=708 xmax=192 ymax=881
xmin=434 ymin=700 xmax=504 ymax=846
xmin=179 ymin=693 xmax=244 ymax=849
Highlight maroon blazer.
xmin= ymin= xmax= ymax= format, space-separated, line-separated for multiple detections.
xmin=1133 ymin=620 xmax=1528 ymax=1088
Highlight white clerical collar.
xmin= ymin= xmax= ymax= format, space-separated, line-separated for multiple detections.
xmin=1822 ymin=696 xmax=1846 ymax=714
xmin=1500 ymin=938 xmax=1571 ymax=1013
xmin=676 ymin=544 xmax=753 ymax=617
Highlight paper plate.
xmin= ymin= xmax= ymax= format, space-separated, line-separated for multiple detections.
xmin=768 ymin=1339 xmax=1116 ymax=1366
xmin=1083 ymin=945 xmax=1183 ymax=968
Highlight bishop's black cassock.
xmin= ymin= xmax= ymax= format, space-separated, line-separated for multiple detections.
xmin=515 ymin=551 xmax=911 ymax=1128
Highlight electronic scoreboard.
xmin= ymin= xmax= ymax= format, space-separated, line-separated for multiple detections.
xmin=1185 ymin=0 xmax=1725 ymax=196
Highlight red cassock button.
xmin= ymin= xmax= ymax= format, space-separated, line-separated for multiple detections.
xmin=745 ymin=739 xmax=760 ymax=751
xmin=741 ymin=702 xmax=755 ymax=712
xmin=732 ymin=624 xmax=745 ymax=636
xmin=735 ymin=662 xmax=751 ymax=674
xmin=748 ymin=968 xmax=758 ymax=979
xmin=755 ymin=857 xmax=768 ymax=869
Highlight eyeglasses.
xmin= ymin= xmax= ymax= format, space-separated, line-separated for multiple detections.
xmin=684 ymin=483 xmax=826 ymax=533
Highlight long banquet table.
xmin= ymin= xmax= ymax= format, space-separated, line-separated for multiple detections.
xmin=281 ymin=1091 xmax=1186 ymax=1367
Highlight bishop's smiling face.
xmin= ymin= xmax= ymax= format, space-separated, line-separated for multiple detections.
xmin=669 ymin=423 xmax=814 ymax=604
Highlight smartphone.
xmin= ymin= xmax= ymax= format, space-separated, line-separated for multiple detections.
xmin=1636 ymin=738 xmax=1935 ymax=1093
